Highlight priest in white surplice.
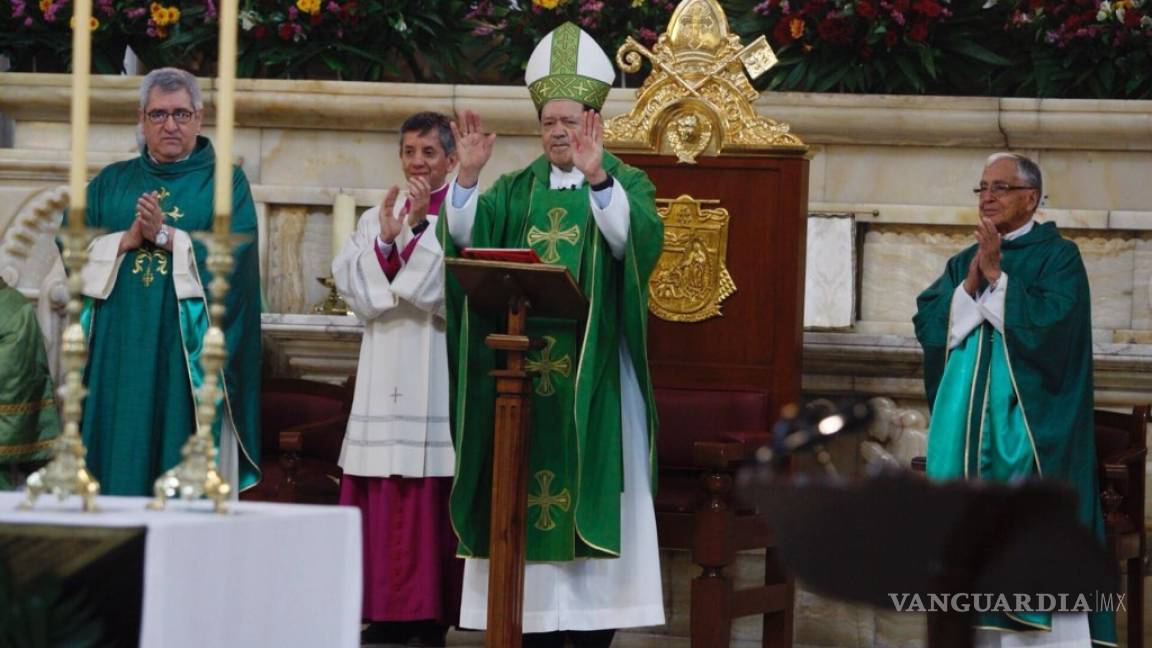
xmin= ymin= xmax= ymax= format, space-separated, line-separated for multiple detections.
xmin=441 ymin=23 xmax=665 ymax=648
xmin=332 ymin=112 xmax=464 ymax=647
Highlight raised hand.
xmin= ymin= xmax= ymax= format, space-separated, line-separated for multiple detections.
xmin=378 ymin=186 xmax=403 ymax=245
xmin=450 ymin=109 xmax=496 ymax=189
xmin=571 ymin=110 xmax=607 ymax=185
xmin=406 ymin=176 xmax=431 ymax=227
xmin=975 ymin=216 xmax=1002 ymax=284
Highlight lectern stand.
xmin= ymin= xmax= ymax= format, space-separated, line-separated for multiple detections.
xmin=445 ymin=258 xmax=588 ymax=648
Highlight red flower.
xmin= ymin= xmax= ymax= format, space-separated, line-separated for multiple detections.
xmin=891 ymin=0 xmax=910 ymax=12
xmin=773 ymin=17 xmax=797 ymax=45
xmin=817 ymin=16 xmax=853 ymax=45
xmin=1123 ymin=10 xmax=1142 ymax=28
xmin=908 ymin=20 xmax=928 ymax=41
xmin=884 ymin=29 xmax=899 ymax=48
xmin=252 ymin=24 xmax=267 ymax=39
xmin=278 ymin=23 xmax=292 ymax=39
xmin=856 ymin=0 xmax=877 ymax=19
xmin=912 ymin=0 xmax=943 ymax=18
xmin=310 ymin=13 xmax=321 ymax=25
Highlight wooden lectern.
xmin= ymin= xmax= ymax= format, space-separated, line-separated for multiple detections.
xmin=445 ymin=258 xmax=588 ymax=648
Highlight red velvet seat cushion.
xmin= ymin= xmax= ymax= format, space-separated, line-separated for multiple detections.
xmin=653 ymin=387 xmax=770 ymax=467
xmin=653 ymin=387 xmax=770 ymax=515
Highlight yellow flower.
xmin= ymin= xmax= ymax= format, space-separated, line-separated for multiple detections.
xmin=533 ymin=0 xmax=561 ymax=9
xmin=789 ymin=17 xmax=805 ymax=39
xmin=166 ymin=6 xmax=180 ymax=22
xmin=38 ymin=0 xmax=49 ymax=12
xmin=631 ymin=0 xmax=644 ymax=6
xmin=296 ymin=0 xmax=321 ymax=14
xmin=68 ymin=15 xmax=99 ymax=30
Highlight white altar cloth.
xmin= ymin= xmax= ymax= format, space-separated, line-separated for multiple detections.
xmin=0 ymin=492 xmax=361 ymax=648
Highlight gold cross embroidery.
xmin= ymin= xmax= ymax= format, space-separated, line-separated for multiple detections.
xmin=524 ymin=336 xmax=571 ymax=397
xmin=526 ymin=208 xmax=580 ymax=264
xmin=156 ymin=187 xmax=184 ymax=221
xmin=132 ymin=249 xmax=169 ymax=287
xmin=527 ymin=470 xmax=571 ymax=532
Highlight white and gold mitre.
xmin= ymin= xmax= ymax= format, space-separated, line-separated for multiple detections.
xmin=525 ymin=22 xmax=615 ymax=112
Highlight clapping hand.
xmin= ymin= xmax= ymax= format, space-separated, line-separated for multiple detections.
xmin=378 ymin=186 xmax=404 ymax=245
xmin=405 ymin=176 xmax=431 ymax=227
xmin=963 ymin=216 xmax=1003 ymax=296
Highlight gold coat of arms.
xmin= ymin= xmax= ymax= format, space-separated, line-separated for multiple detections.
xmin=649 ymin=195 xmax=735 ymax=322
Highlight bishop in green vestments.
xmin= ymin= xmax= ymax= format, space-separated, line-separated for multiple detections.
xmin=914 ymin=153 xmax=1115 ymax=646
xmin=0 ymin=279 xmax=60 ymax=490
xmin=71 ymin=68 xmax=261 ymax=496
xmin=441 ymin=22 xmax=666 ymax=636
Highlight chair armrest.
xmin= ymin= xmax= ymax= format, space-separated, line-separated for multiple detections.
xmin=690 ymin=432 xmax=771 ymax=469
xmin=278 ymin=416 xmax=347 ymax=463
xmin=1100 ymin=447 xmax=1148 ymax=467
xmin=691 ymin=441 xmax=747 ymax=469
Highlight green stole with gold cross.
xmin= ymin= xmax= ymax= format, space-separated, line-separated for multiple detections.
xmin=443 ymin=153 xmax=663 ymax=562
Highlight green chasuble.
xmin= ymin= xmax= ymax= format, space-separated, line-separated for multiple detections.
xmin=0 ymin=281 xmax=60 ymax=489
xmin=74 ymin=136 xmax=262 ymax=496
xmin=913 ymin=221 xmax=1115 ymax=646
xmin=441 ymin=153 xmax=663 ymax=561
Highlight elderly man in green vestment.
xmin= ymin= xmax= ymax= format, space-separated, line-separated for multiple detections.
xmin=914 ymin=153 xmax=1115 ymax=647
xmin=441 ymin=22 xmax=665 ymax=648
xmin=67 ymin=67 xmax=261 ymax=496
xmin=0 ymin=279 xmax=60 ymax=490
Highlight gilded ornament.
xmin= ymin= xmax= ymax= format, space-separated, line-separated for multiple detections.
xmin=527 ymin=469 xmax=571 ymax=531
xmin=603 ymin=0 xmax=805 ymax=162
xmin=649 ymin=195 xmax=735 ymax=322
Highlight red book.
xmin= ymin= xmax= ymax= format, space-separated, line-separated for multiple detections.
xmin=460 ymin=248 xmax=542 ymax=264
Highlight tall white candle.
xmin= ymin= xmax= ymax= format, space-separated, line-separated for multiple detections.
xmin=68 ymin=0 xmax=93 ymax=228
xmin=212 ymin=0 xmax=238 ymax=233
xmin=331 ymin=192 xmax=356 ymax=261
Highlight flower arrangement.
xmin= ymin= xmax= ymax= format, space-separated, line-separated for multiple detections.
xmin=0 ymin=0 xmax=478 ymax=80
xmin=467 ymin=0 xmax=679 ymax=83
xmin=1 ymin=0 xmax=1150 ymax=97
xmin=726 ymin=0 xmax=1016 ymax=94
xmin=995 ymin=0 xmax=1152 ymax=97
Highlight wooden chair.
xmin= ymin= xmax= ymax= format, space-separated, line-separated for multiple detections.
xmin=911 ymin=405 xmax=1149 ymax=647
xmin=1094 ymin=405 xmax=1149 ymax=648
xmin=654 ymin=387 xmax=792 ymax=647
xmin=241 ymin=377 xmax=353 ymax=505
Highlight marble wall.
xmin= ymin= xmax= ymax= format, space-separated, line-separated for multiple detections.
xmin=1 ymin=74 xmax=1149 ymax=647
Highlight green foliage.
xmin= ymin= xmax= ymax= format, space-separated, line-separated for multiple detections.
xmin=2 ymin=0 xmax=1150 ymax=97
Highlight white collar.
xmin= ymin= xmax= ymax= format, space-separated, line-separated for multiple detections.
xmin=1004 ymin=218 xmax=1035 ymax=241
xmin=549 ymin=165 xmax=585 ymax=190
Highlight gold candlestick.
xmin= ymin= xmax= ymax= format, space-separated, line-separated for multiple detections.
xmin=148 ymin=0 xmax=241 ymax=514
xmin=20 ymin=0 xmax=103 ymax=512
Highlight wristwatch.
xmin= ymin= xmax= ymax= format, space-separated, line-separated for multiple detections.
xmin=155 ymin=224 xmax=170 ymax=248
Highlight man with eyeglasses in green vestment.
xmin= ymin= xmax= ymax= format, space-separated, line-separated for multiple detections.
xmin=61 ymin=67 xmax=261 ymax=496
xmin=914 ymin=152 xmax=1115 ymax=647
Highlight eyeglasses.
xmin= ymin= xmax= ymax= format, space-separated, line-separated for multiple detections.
xmin=145 ymin=109 xmax=196 ymax=125
xmin=973 ymin=182 xmax=1035 ymax=197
